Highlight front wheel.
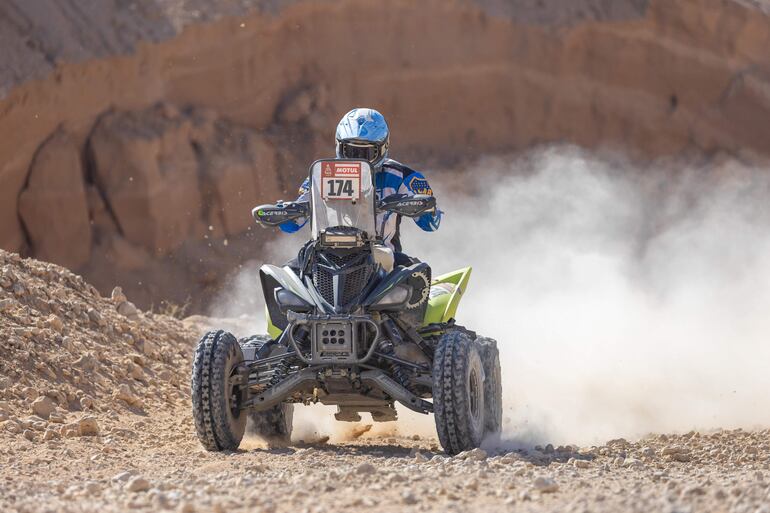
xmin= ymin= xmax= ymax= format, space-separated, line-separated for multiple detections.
xmin=432 ymin=330 xmax=501 ymax=454
xmin=191 ymin=330 xmax=247 ymax=451
xmin=239 ymin=335 xmax=294 ymax=442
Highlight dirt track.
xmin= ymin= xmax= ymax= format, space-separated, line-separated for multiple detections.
xmin=2 ymin=250 xmax=770 ymax=512
xmin=3 ymin=410 xmax=770 ymax=513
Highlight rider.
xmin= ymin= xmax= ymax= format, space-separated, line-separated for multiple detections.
xmin=279 ymin=108 xmax=441 ymax=266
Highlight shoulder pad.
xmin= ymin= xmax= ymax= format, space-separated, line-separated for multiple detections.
xmin=381 ymin=159 xmax=418 ymax=178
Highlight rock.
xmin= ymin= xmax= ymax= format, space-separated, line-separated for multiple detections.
xmin=467 ymin=448 xmax=488 ymax=461
xmin=111 ymin=286 xmax=128 ymax=305
xmin=662 ymin=445 xmax=685 ymax=456
xmin=43 ymin=429 xmax=60 ymax=441
xmin=573 ymin=458 xmax=591 ymax=469
xmin=83 ymin=481 xmax=101 ymax=495
xmin=77 ymin=416 xmax=100 ymax=436
xmin=31 ymin=396 xmax=55 ymax=419
xmin=178 ymin=502 xmax=196 ymax=513
xmin=682 ymin=485 xmax=706 ymax=496
xmin=456 ymin=447 xmax=488 ymax=461
xmin=194 ymin=123 xmax=278 ymax=236
xmin=641 ymin=446 xmax=655 ymax=457
xmin=73 ymin=354 xmax=96 ymax=371
xmin=87 ymin=308 xmax=105 ymax=327
xmin=12 ymin=282 xmax=25 ymax=297
xmin=533 ymin=476 xmax=559 ymax=493
xmin=0 ymin=298 xmax=13 ymax=312
xmin=22 ymin=387 xmax=39 ymax=400
xmin=355 ymin=463 xmax=376 ymax=475
xmin=142 ymin=339 xmax=159 ymax=358
xmin=117 ymin=301 xmax=140 ymax=320
xmin=79 ymin=395 xmax=94 ymax=410
xmin=90 ymin=106 xmax=205 ymax=255
xmin=112 ymin=471 xmax=136 ymax=483
xmin=126 ymin=476 xmax=151 ymax=492
xmin=17 ymin=130 xmax=93 ymax=269
xmin=115 ymin=384 xmax=141 ymax=406
xmin=414 ymin=451 xmax=429 ymax=463
xmin=127 ymin=363 xmax=144 ymax=380
xmin=46 ymin=314 xmax=64 ymax=334
xmin=2 ymin=420 xmax=22 ymax=434
xmin=128 ymin=354 xmax=146 ymax=366
xmin=48 ymin=412 xmax=66 ymax=424
xmin=623 ymin=457 xmax=644 ymax=469
xmin=61 ymin=336 xmax=76 ymax=351
xmin=277 ymin=88 xmax=314 ymax=123
xmin=23 ymin=429 xmax=36 ymax=441
xmin=61 ymin=425 xmax=79 ymax=438
xmin=401 ymin=488 xmax=418 ymax=504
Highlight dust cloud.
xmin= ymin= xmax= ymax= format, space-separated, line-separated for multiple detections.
xmin=407 ymin=147 xmax=770 ymax=446
xmin=211 ymin=146 xmax=770 ymax=447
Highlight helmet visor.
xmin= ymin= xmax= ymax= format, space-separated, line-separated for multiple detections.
xmin=339 ymin=141 xmax=382 ymax=163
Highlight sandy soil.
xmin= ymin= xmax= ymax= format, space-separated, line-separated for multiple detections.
xmin=3 ymin=411 xmax=770 ymax=513
xmin=1 ymin=249 xmax=769 ymax=513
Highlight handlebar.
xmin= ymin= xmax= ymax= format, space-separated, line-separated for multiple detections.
xmin=253 ymin=193 xmax=436 ymax=228
xmin=377 ymin=194 xmax=436 ymax=218
xmin=252 ymin=201 xmax=309 ymax=227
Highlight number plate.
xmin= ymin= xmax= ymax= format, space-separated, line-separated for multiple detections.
xmin=321 ymin=161 xmax=361 ymax=201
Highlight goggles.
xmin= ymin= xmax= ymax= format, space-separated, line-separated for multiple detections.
xmin=338 ymin=140 xmax=385 ymax=163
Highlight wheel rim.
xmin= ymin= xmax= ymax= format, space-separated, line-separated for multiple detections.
xmin=468 ymin=352 xmax=485 ymax=435
xmin=227 ymin=368 xmax=242 ymax=419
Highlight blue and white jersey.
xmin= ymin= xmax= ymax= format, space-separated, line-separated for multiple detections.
xmin=280 ymin=159 xmax=441 ymax=252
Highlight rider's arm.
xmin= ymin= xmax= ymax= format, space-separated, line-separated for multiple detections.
xmin=399 ymin=171 xmax=442 ymax=231
xmin=279 ymin=178 xmax=311 ymax=233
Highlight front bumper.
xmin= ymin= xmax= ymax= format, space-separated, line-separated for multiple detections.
xmin=286 ymin=312 xmax=380 ymax=365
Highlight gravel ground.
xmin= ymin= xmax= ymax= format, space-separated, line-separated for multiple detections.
xmin=2 ymin=250 xmax=770 ymax=513
xmin=2 ymin=419 xmax=770 ymax=513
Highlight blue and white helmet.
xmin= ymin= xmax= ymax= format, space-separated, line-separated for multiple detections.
xmin=335 ymin=108 xmax=390 ymax=166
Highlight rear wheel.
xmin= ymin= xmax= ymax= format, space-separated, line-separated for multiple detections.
xmin=477 ymin=337 xmax=502 ymax=435
xmin=238 ymin=334 xmax=294 ymax=442
xmin=191 ymin=330 xmax=247 ymax=451
xmin=433 ymin=330 xmax=491 ymax=454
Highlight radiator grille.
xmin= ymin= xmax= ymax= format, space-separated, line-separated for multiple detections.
xmin=313 ymin=268 xmax=335 ymax=305
xmin=312 ymin=251 xmax=373 ymax=307
xmin=342 ymin=266 xmax=372 ymax=305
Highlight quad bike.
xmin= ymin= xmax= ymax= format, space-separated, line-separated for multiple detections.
xmin=191 ymin=159 xmax=501 ymax=454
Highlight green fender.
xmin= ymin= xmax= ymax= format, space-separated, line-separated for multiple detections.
xmin=266 ymin=305 xmax=282 ymax=340
xmin=422 ymin=267 xmax=472 ymax=326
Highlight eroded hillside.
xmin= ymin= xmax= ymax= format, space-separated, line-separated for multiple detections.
xmin=1 ymin=0 xmax=769 ymax=310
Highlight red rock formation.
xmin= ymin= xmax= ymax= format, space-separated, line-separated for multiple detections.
xmin=0 ymin=0 xmax=768 ymax=308
xmin=18 ymin=131 xmax=92 ymax=269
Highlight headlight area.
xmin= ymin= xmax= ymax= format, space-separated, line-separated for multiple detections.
xmin=370 ymin=284 xmax=412 ymax=310
xmin=274 ymin=288 xmax=313 ymax=313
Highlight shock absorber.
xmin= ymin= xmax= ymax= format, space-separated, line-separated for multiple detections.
xmin=379 ymin=338 xmax=411 ymax=390
xmin=268 ymin=326 xmax=308 ymax=387
xmin=269 ymin=354 xmax=296 ymax=387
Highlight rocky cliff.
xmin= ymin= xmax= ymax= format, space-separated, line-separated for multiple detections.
xmin=1 ymin=0 xmax=769 ymax=309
